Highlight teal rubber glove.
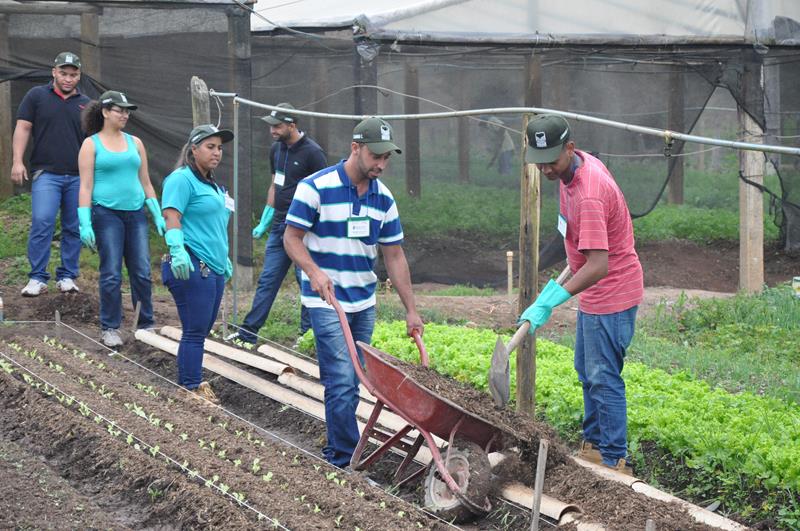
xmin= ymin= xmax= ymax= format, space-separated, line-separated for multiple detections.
xmin=224 ymin=258 xmax=233 ymax=282
xmin=165 ymin=228 xmax=194 ymax=280
xmin=518 ymin=279 xmax=572 ymax=334
xmin=252 ymin=205 xmax=275 ymax=239
xmin=77 ymin=206 xmax=96 ymax=251
xmin=145 ymin=197 xmax=167 ymax=236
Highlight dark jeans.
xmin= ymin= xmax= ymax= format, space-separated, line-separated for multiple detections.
xmin=163 ymin=253 xmax=224 ymax=390
xmin=574 ymin=306 xmax=638 ymax=465
xmin=309 ymin=305 xmax=375 ymax=468
xmin=28 ymin=172 xmax=80 ymax=282
xmin=93 ymin=205 xmax=154 ymax=330
xmin=240 ymin=222 xmax=309 ymax=343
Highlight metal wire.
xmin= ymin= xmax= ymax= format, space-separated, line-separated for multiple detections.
xmin=210 ymin=90 xmax=800 ymax=157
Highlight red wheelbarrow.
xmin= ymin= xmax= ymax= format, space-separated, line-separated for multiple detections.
xmin=333 ymin=301 xmax=505 ymax=522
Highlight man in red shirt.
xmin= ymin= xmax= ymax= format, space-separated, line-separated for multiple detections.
xmin=519 ymin=114 xmax=643 ymax=475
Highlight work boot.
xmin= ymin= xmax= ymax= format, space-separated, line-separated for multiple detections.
xmin=577 ymin=440 xmax=603 ymax=464
xmin=190 ymin=382 xmax=220 ymax=405
xmin=602 ymin=458 xmax=633 ymax=476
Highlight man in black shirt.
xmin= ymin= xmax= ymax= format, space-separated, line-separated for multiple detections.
xmin=13 ymin=52 xmax=89 ymax=296
xmin=232 ymin=103 xmax=327 ymax=344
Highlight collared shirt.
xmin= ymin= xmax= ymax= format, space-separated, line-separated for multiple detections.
xmin=269 ymin=133 xmax=327 ymax=224
xmin=561 ymin=150 xmax=643 ymax=314
xmin=285 ymin=161 xmax=403 ymax=313
xmin=162 ymin=165 xmax=230 ymax=275
xmin=16 ymin=82 xmax=90 ymax=174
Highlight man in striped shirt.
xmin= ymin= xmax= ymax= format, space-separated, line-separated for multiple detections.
xmin=519 ymin=115 xmax=643 ymax=475
xmin=284 ymin=117 xmax=423 ymax=468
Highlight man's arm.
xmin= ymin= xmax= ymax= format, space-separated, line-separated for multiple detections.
xmin=381 ymin=244 xmax=424 ymax=336
xmin=266 ymin=181 xmax=276 ymax=207
xmin=284 ymin=224 xmax=335 ymax=305
xmin=11 ymin=120 xmax=33 ymax=185
xmin=562 ymin=249 xmax=608 ymax=296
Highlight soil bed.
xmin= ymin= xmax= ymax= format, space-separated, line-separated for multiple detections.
xmin=0 ymin=326 xmax=447 ymax=530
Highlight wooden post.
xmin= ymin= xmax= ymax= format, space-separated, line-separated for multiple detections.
xmin=80 ymin=12 xmax=101 ymax=81
xmin=404 ymin=64 xmax=421 ymax=197
xmin=517 ymin=52 xmax=543 ymax=416
xmin=737 ymin=57 xmax=764 ymax=294
xmin=738 ymin=108 xmax=764 ymax=293
xmin=0 ymin=15 xmax=12 ymax=199
xmin=517 ymin=115 xmax=541 ymax=415
xmin=227 ymin=7 xmax=253 ymax=291
xmin=312 ymin=60 xmax=329 ymax=155
xmin=529 ymin=439 xmax=549 ymax=531
xmin=667 ymin=71 xmax=685 ymax=205
xmin=190 ymin=76 xmax=210 ymax=126
xmin=353 ymin=47 xmax=378 ymax=116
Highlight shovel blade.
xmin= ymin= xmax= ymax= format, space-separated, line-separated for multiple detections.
xmin=488 ymin=336 xmax=510 ymax=407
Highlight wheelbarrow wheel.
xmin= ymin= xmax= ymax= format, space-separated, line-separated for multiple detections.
xmin=423 ymin=439 xmax=491 ymax=523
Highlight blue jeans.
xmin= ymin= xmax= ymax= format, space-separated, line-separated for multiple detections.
xmin=239 ymin=222 xmax=309 ymax=343
xmin=163 ymin=253 xmax=225 ymax=390
xmin=28 ymin=172 xmax=81 ymax=282
xmin=574 ymin=306 xmax=638 ymax=465
xmin=93 ymin=205 xmax=154 ymax=330
xmin=309 ymin=305 xmax=375 ymax=467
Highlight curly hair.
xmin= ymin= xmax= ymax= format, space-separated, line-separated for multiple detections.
xmin=81 ymin=99 xmax=106 ymax=137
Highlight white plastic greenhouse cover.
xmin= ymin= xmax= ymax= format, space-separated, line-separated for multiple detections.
xmin=251 ymin=0 xmax=800 ymax=44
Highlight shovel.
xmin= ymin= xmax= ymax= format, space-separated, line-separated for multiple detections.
xmin=488 ymin=266 xmax=570 ymax=407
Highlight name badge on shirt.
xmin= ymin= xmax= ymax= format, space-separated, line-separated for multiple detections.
xmin=347 ymin=216 xmax=370 ymax=238
xmin=224 ymin=192 xmax=235 ymax=212
xmin=274 ymin=171 xmax=286 ymax=187
xmin=557 ymin=213 xmax=567 ymax=238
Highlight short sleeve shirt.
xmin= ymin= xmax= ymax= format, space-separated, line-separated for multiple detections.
xmin=161 ymin=166 xmax=230 ymax=275
xmin=269 ymin=134 xmax=327 ymax=224
xmin=285 ymin=161 xmax=403 ymax=312
xmin=17 ymin=83 xmax=89 ymax=174
xmin=560 ymin=151 xmax=643 ymax=314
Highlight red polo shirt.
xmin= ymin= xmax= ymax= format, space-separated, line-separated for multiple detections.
xmin=560 ymin=151 xmax=643 ymax=314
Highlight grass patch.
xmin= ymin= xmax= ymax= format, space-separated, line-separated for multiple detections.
xmin=632 ymin=284 xmax=800 ymax=404
xmin=426 ymin=284 xmax=496 ymax=296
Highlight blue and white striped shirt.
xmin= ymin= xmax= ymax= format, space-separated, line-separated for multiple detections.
xmin=285 ymin=161 xmax=403 ymax=312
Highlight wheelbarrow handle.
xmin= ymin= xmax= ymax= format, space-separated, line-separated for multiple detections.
xmin=412 ymin=330 xmax=429 ymax=367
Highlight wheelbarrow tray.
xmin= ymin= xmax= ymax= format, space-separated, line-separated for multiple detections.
xmin=357 ymin=341 xmax=504 ymax=453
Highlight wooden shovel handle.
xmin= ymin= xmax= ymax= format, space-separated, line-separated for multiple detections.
xmin=505 ymin=321 xmax=530 ymax=356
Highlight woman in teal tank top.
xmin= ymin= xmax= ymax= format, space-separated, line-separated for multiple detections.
xmin=77 ymin=90 xmax=167 ymax=348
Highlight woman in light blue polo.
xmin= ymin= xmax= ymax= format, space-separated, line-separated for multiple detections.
xmin=77 ymin=90 xmax=166 ymax=348
xmin=161 ymin=124 xmax=234 ymax=404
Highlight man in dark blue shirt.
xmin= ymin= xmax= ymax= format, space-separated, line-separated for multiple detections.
xmin=13 ymin=52 xmax=90 ymax=296
xmin=230 ymin=103 xmax=327 ymax=344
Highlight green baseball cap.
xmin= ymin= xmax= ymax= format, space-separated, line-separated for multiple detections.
xmin=525 ymin=115 xmax=571 ymax=164
xmin=352 ymin=117 xmax=401 ymax=155
xmin=189 ymin=124 xmax=234 ymax=145
xmin=54 ymin=51 xmax=81 ymax=69
xmin=99 ymin=90 xmax=138 ymax=110
xmin=261 ymin=103 xmax=297 ymax=125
